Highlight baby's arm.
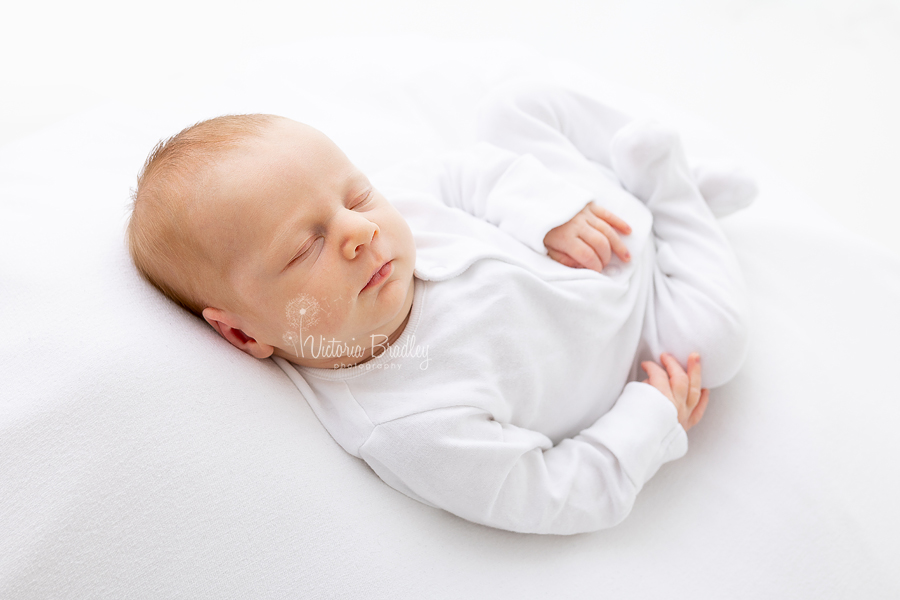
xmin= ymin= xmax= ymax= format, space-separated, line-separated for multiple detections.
xmin=381 ymin=142 xmax=599 ymax=255
xmin=359 ymin=355 xmax=702 ymax=535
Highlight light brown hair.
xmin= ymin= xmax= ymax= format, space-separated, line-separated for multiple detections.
xmin=127 ymin=114 xmax=278 ymax=315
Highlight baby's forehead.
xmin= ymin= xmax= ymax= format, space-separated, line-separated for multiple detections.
xmin=196 ymin=118 xmax=366 ymax=222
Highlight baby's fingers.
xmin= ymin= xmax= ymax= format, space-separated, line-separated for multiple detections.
xmin=585 ymin=214 xmax=631 ymax=263
xmin=588 ymin=203 xmax=632 ymax=235
xmin=686 ymin=353 xmax=703 ymax=411
xmin=641 ymin=360 xmax=674 ymax=403
xmin=685 ymin=388 xmax=709 ymax=431
xmin=547 ymin=247 xmax=581 ymax=269
xmin=545 ymin=220 xmax=606 ymax=272
xmin=576 ymin=226 xmax=612 ymax=269
xmin=660 ymin=353 xmax=689 ymax=401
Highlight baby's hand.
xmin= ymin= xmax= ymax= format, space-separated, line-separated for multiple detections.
xmin=641 ymin=353 xmax=709 ymax=431
xmin=543 ymin=202 xmax=631 ymax=273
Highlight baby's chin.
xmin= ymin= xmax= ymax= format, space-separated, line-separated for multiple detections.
xmin=275 ymin=276 xmax=415 ymax=368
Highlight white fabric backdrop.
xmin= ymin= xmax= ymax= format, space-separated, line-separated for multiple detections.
xmin=1 ymin=38 xmax=899 ymax=599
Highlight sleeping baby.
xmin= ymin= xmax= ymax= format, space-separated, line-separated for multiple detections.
xmin=127 ymin=82 xmax=753 ymax=535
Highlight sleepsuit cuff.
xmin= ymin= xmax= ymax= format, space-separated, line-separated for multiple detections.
xmin=577 ymin=381 xmax=688 ymax=488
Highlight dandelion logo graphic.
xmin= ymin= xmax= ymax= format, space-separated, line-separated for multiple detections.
xmin=282 ymin=294 xmax=322 ymax=357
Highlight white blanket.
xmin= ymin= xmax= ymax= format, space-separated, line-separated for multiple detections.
xmin=2 ymin=38 xmax=898 ymax=599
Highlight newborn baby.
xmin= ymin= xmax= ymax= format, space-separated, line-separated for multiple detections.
xmin=128 ymin=83 xmax=752 ymax=534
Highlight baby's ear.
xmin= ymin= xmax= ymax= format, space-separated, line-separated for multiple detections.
xmin=202 ymin=307 xmax=274 ymax=359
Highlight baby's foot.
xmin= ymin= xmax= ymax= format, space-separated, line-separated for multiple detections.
xmin=692 ymin=162 xmax=758 ymax=218
xmin=609 ymin=119 xmax=688 ymax=204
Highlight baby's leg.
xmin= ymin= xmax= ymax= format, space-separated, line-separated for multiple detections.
xmin=476 ymin=82 xmax=630 ymax=199
xmin=478 ymin=82 xmax=750 ymax=387
xmin=477 ymin=82 xmax=756 ymax=219
xmin=611 ymin=121 xmax=749 ymax=388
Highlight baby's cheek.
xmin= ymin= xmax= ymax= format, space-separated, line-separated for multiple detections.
xmin=284 ymin=293 xmax=325 ymax=331
xmin=278 ymin=293 xmax=326 ymax=357
xmin=280 ymin=291 xmax=355 ymax=346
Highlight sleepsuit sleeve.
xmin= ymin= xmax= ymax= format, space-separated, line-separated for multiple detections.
xmin=377 ymin=142 xmax=600 ymax=254
xmin=358 ymin=382 xmax=687 ymax=535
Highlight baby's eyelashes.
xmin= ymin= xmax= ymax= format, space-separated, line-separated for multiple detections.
xmin=290 ymin=236 xmax=324 ymax=266
xmin=350 ymin=190 xmax=373 ymax=210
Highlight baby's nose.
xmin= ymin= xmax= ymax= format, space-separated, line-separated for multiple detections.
xmin=341 ymin=215 xmax=379 ymax=259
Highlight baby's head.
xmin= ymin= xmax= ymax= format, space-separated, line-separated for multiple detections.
xmin=128 ymin=115 xmax=416 ymax=368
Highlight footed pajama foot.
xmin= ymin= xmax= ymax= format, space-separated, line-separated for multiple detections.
xmin=692 ymin=162 xmax=758 ymax=218
xmin=609 ymin=119 xmax=689 ymax=204
xmin=610 ymin=119 xmax=757 ymax=217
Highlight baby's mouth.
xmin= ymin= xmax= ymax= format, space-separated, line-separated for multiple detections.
xmin=362 ymin=261 xmax=393 ymax=293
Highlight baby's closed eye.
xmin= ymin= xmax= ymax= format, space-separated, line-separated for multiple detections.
xmin=290 ymin=236 xmax=324 ymax=266
xmin=350 ymin=189 xmax=374 ymax=210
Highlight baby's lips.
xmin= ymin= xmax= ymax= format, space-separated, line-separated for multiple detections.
xmin=361 ymin=260 xmax=392 ymax=293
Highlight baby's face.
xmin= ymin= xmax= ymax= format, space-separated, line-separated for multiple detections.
xmin=202 ymin=118 xmax=416 ymax=367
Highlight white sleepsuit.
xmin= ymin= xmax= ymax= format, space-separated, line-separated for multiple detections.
xmin=275 ymin=83 xmax=750 ymax=535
